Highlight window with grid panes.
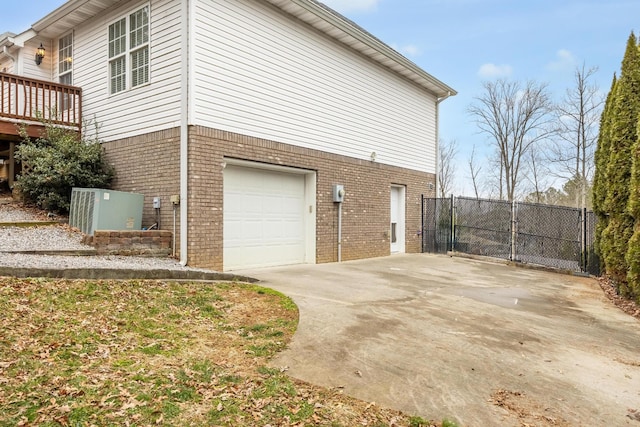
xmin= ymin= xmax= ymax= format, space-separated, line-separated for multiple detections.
xmin=108 ymin=5 xmax=149 ymax=94
xmin=58 ymin=33 xmax=73 ymax=111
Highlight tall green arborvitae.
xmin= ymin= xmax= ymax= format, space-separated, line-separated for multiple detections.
xmin=601 ymin=32 xmax=640 ymax=291
xmin=626 ymin=115 xmax=640 ymax=300
xmin=592 ymin=74 xmax=617 ymax=263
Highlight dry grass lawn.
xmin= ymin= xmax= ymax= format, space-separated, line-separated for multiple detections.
xmin=0 ymin=277 xmax=440 ymax=426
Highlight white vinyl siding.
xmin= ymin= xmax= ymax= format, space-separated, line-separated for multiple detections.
xmin=72 ymin=0 xmax=181 ymax=141
xmin=0 ymin=58 xmax=14 ymax=73
xmin=193 ymin=0 xmax=438 ymax=173
xmin=21 ymin=39 xmax=52 ymax=82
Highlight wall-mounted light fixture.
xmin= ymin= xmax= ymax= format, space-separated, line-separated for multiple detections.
xmin=35 ymin=43 xmax=45 ymax=66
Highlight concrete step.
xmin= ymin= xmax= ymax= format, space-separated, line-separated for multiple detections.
xmin=0 ymin=221 xmax=65 ymax=227
xmin=0 ymin=249 xmax=97 ymax=256
xmin=0 ymin=266 xmax=257 ymax=282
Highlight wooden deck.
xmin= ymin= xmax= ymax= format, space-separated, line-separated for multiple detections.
xmin=0 ymin=71 xmax=82 ymax=138
xmin=0 ymin=72 xmax=82 ymax=188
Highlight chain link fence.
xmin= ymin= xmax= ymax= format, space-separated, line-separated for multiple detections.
xmin=515 ymin=202 xmax=581 ymax=270
xmin=454 ymin=197 xmax=512 ymax=260
xmin=585 ymin=211 xmax=600 ymax=276
xmin=421 ymin=197 xmax=452 ymax=254
xmin=422 ymin=196 xmax=599 ymax=274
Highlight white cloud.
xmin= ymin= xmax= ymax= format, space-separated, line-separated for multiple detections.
xmin=390 ymin=43 xmax=421 ymax=57
xmin=320 ymin=0 xmax=380 ymax=13
xmin=400 ymin=44 xmax=420 ymax=56
xmin=477 ymin=63 xmax=513 ymax=79
xmin=547 ymin=49 xmax=577 ymax=71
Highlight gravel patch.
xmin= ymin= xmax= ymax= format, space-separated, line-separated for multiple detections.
xmin=0 ymin=201 xmax=45 ymax=222
xmin=0 ymin=200 xmax=215 ymax=273
xmin=0 ymin=253 xmax=212 ymax=271
xmin=1 ymin=225 xmax=92 ymax=251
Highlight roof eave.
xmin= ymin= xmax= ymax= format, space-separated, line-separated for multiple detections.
xmin=266 ymin=0 xmax=457 ymax=98
xmin=31 ymin=0 xmax=86 ymax=32
xmin=31 ymin=0 xmax=125 ymax=39
xmin=0 ymin=29 xmax=37 ymax=49
xmin=23 ymin=0 xmax=457 ymax=99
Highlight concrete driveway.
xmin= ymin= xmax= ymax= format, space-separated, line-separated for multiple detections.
xmin=237 ymin=254 xmax=640 ymax=426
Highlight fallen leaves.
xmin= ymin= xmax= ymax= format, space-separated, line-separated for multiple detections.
xmin=0 ymin=277 xmax=427 ymax=426
xmin=597 ymin=276 xmax=640 ymax=320
xmin=628 ymin=408 xmax=640 ymax=421
xmin=490 ymin=389 xmax=570 ymax=427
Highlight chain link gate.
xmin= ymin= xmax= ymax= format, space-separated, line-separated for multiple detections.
xmin=421 ymin=196 xmax=452 ymax=253
xmin=514 ymin=202 xmax=582 ymax=270
xmin=422 ymin=195 xmax=598 ymax=274
xmin=454 ymin=197 xmax=512 ymax=260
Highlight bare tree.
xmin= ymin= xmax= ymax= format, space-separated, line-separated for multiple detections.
xmin=467 ymin=144 xmax=483 ymax=199
xmin=438 ymin=138 xmax=458 ymax=198
xmin=549 ymin=64 xmax=603 ymax=209
xmin=524 ymin=148 xmax=550 ymax=204
xmin=468 ymin=79 xmax=554 ymax=201
xmin=478 ymin=148 xmax=504 ymax=200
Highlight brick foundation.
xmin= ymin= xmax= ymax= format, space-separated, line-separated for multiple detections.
xmin=103 ymin=126 xmax=436 ymax=270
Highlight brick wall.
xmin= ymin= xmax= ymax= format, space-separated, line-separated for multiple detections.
xmin=87 ymin=230 xmax=172 ymax=257
xmin=188 ymin=126 xmax=436 ymax=269
xmin=102 ymin=128 xmax=181 ymax=257
xmin=103 ymin=126 xmax=436 ymax=270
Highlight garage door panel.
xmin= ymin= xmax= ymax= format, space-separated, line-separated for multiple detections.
xmin=224 ymin=165 xmax=307 ymax=270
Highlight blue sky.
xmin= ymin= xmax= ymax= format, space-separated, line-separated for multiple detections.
xmin=3 ymin=0 xmax=640 ymax=194
xmin=321 ymin=0 xmax=640 ymax=194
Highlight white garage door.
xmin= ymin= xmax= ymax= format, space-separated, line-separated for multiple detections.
xmin=224 ymin=165 xmax=307 ymax=270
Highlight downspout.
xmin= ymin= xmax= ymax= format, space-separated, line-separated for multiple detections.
xmin=179 ymin=0 xmax=190 ymax=265
xmin=434 ymin=91 xmax=452 ymax=198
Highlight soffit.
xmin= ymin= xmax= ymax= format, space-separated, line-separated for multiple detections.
xmin=32 ymin=0 xmax=125 ymax=39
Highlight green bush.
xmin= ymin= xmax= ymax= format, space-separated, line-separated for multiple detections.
xmin=601 ymin=217 xmax=634 ymax=295
xmin=15 ymin=120 xmax=114 ymax=213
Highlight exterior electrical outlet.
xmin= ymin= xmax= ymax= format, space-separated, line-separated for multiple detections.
xmin=69 ymin=188 xmax=144 ymax=235
xmin=333 ymin=184 xmax=345 ymax=203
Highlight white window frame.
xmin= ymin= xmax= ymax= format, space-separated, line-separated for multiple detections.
xmin=108 ymin=4 xmax=150 ymax=95
xmin=58 ymin=32 xmax=74 ymax=111
xmin=58 ymin=32 xmax=73 ymax=83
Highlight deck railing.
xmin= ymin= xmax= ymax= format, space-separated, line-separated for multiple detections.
xmin=0 ymin=72 xmax=82 ymax=131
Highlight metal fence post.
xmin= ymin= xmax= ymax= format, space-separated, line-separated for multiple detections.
xmin=450 ymin=194 xmax=455 ymax=252
xmin=511 ymin=201 xmax=517 ymax=261
xmin=581 ymin=207 xmax=587 ymax=272
xmin=421 ymin=194 xmax=425 ymax=253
